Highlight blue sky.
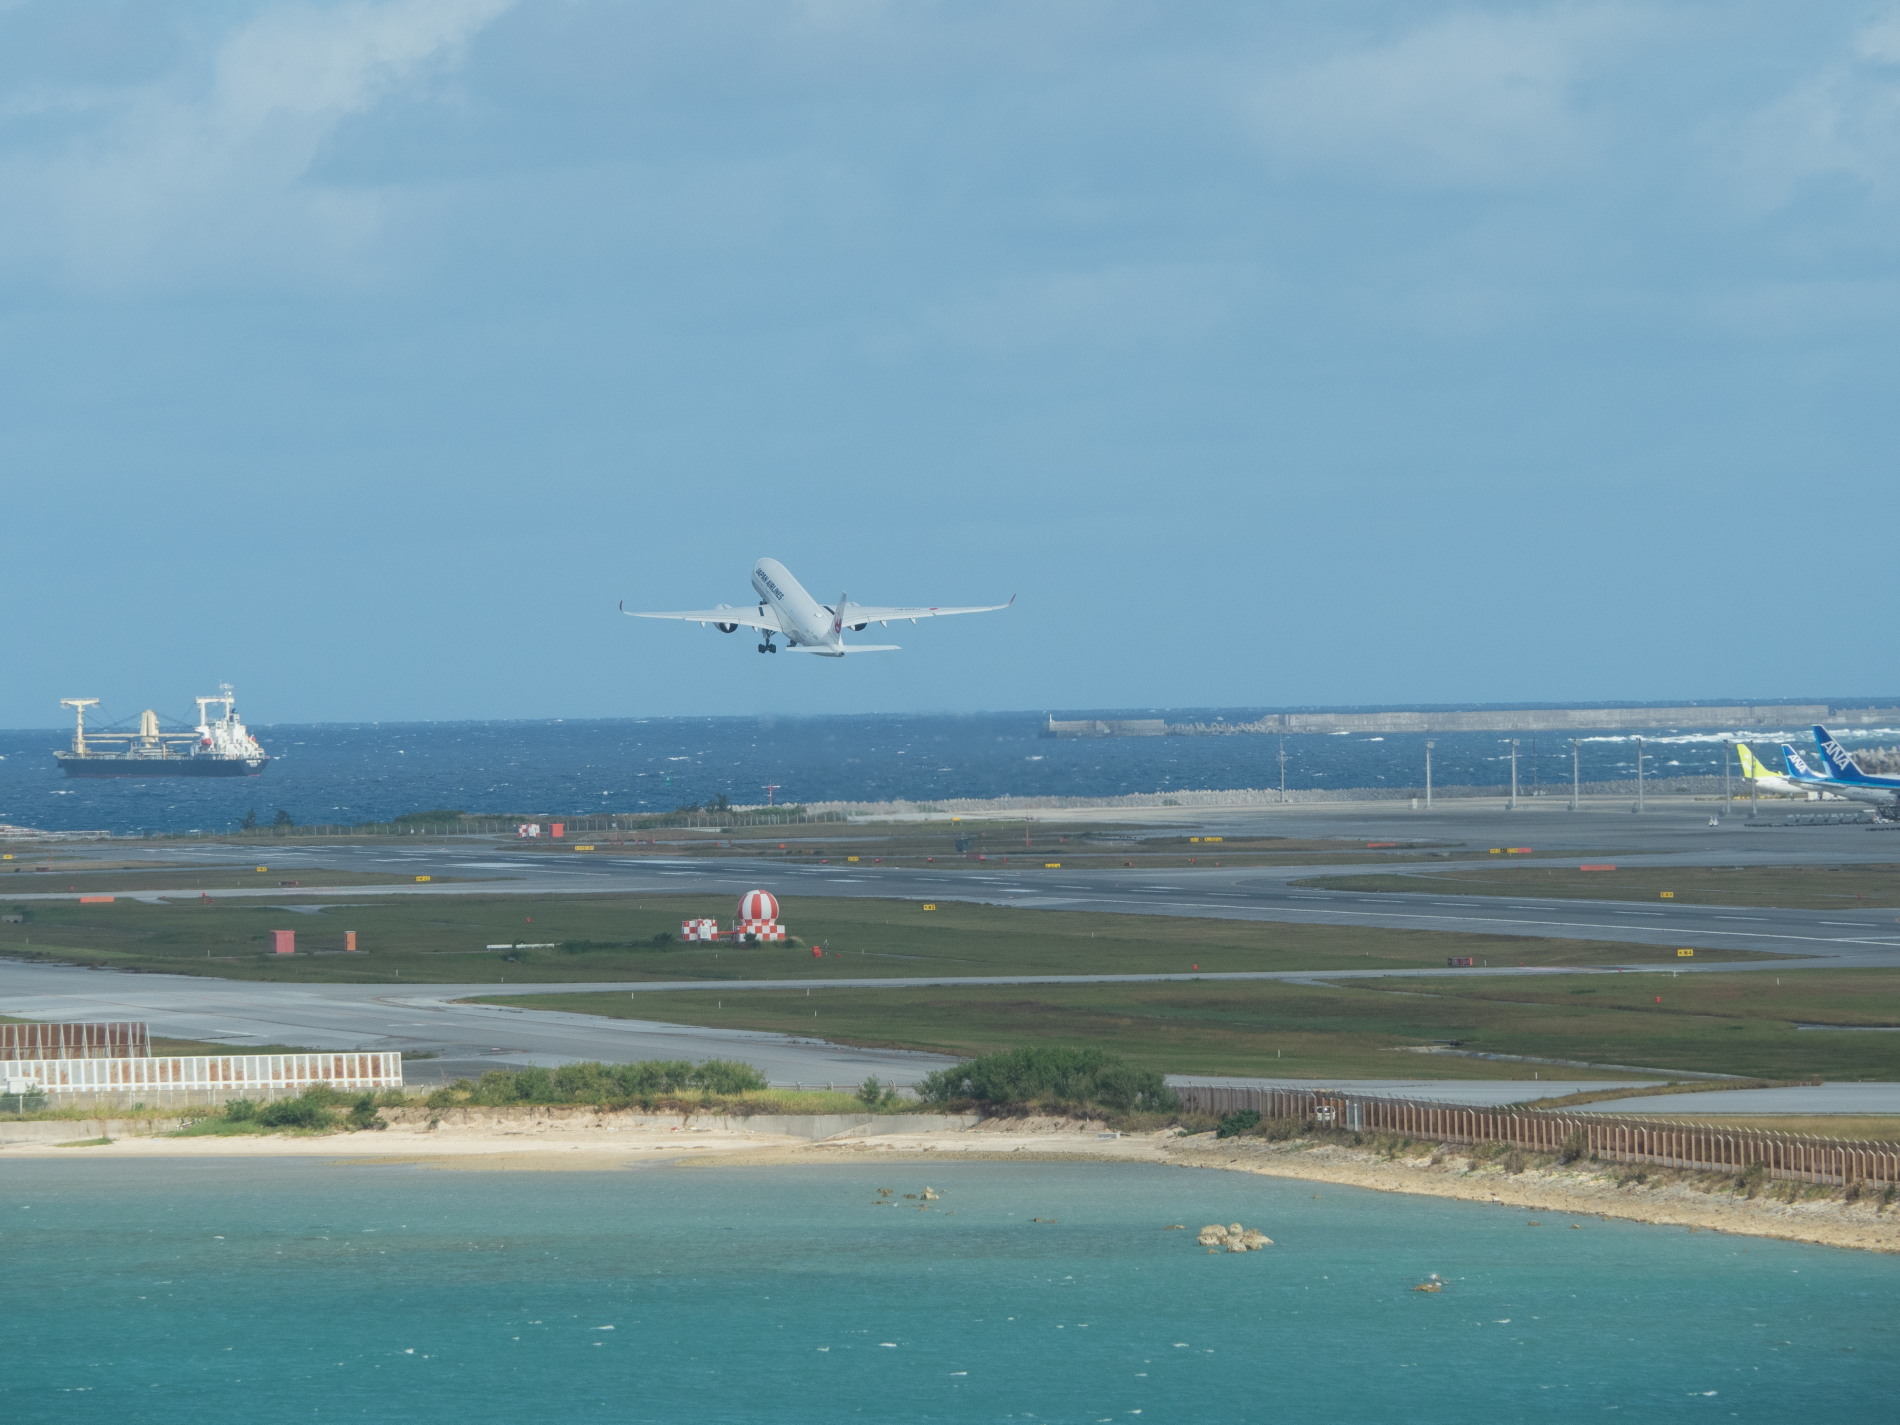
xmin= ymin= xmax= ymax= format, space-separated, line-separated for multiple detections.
xmin=4 ymin=1 xmax=1897 ymax=727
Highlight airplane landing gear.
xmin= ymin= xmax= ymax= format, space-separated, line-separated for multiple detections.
xmin=757 ymin=634 xmax=779 ymax=654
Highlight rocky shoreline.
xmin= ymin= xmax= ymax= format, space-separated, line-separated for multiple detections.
xmin=1161 ymin=1135 xmax=1900 ymax=1254
xmin=5 ymin=1107 xmax=1893 ymax=1253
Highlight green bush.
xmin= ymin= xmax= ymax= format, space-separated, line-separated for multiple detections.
xmin=856 ymin=1076 xmax=902 ymax=1110
xmin=223 ymin=1098 xmax=259 ymax=1122
xmin=1556 ymin=1128 xmax=1591 ymax=1165
xmin=460 ymin=1059 xmax=768 ymax=1106
xmin=426 ymin=1080 xmax=472 ymax=1109
xmin=1215 ymin=1109 xmax=1261 ymax=1139
xmin=253 ymin=1087 xmax=340 ymax=1129
xmin=915 ymin=1047 xmax=1178 ymax=1114
xmin=692 ymin=1059 xmax=769 ymax=1095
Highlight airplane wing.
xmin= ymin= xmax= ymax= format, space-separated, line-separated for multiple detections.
xmin=620 ymin=602 xmax=786 ymax=633
xmin=840 ymin=595 xmax=1015 ymax=627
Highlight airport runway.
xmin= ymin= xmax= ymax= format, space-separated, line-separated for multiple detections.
xmin=4 ymin=808 xmax=1897 ymax=1107
xmin=17 ymin=835 xmax=1900 ymax=967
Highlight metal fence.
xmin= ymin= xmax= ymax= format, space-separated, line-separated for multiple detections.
xmin=3 ymin=1051 xmax=403 ymax=1100
xmin=0 ymin=1021 xmax=149 ymax=1060
xmin=1174 ymin=1084 xmax=1900 ymax=1189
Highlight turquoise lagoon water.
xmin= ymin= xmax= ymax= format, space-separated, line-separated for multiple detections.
xmin=3 ymin=1158 xmax=1896 ymax=1424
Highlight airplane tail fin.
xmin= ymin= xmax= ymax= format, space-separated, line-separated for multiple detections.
xmin=1734 ymin=743 xmax=1775 ymax=780
xmin=1781 ymin=744 xmax=1825 ymax=780
xmin=1812 ymin=725 xmax=1870 ymax=782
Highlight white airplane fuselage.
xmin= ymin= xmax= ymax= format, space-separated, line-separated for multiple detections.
xmin=622 ymin=556 xmax=1008 ymax=655
xmin=749 ymin=558 xmax=842 ymax=649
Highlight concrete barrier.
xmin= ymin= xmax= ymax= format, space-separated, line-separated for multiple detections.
xmin=0 ymin=1117 xmax=186 ymax=1144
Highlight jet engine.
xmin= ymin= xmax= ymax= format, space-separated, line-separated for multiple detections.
xmin=713 ymin=604 xmax=739 ymax=633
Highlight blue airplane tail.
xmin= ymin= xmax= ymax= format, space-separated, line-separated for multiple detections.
xmin=1781 ymin=744 xmax=1829 ymax=782
xmin=1812 ymin=725 xmax=1875 ymax=783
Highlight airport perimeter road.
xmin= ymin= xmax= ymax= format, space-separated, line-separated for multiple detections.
xmin=9 ymin=957 xmax=1899 ymax=1111
xmin=0 ymin=959 xmax=1675 ymax=1103
xmin=0 ymin=960 xmax=960 ymax=1086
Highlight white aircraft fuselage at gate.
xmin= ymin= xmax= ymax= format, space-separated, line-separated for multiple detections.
xmin=621 ymin=557 xmax=1013 ymax=657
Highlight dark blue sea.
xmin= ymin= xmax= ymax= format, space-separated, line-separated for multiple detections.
xmin=1 ymin=711 xmax=1888 ymax=837
xmin=3 ymin=1158 xmax=1894 ymax=1425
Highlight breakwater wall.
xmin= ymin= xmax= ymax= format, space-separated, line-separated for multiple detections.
xmin=807 ymin=777 xmax=1745 ymax=816
xmin=1175 ymin=1085 xmax=1900 ymax=1190
xmin=1044 ymin=704 xmax=1900 ymax=738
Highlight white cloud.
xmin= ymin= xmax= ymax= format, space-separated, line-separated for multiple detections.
xmin=1724 ymin=7 xmax=1900 ymax=211
xmin=0 ymin=0 xmax=514 ymax=290
xmin=1246 ymin=6 xmax=1638 ymax=187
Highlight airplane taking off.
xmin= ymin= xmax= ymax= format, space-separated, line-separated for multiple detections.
xmin=621 ymin=557 xmax=1013 ymax=657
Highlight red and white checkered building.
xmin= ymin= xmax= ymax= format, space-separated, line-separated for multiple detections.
xmin=731 ymin=919 xmax=788 ymax=943
xmin=678 ymin=891 xmax=789 ymax=944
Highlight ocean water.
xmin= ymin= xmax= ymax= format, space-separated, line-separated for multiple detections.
xmin=3 ymin=1158 xmax=1895 ymax=1424
xmin=0 ymin=711 xmax=1874 ymax=837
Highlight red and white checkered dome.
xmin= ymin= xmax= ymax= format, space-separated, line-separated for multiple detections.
xmin=738 ymin=889 xmax=780 ymax=922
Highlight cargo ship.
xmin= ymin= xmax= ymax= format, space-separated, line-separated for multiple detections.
xmin=53 ymin=685 xmax=269 ymax=778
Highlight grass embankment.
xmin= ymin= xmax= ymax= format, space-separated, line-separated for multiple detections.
xmin=486 ymin=968 xmax=1900 ymax=1081
xmin=169 ymin=1061 xmax=899 ymax=1135
xmin=0 ymin=893 xmax=1757 ymax=983
xmin=1296 ymin=863 xmax=1900 ymax=909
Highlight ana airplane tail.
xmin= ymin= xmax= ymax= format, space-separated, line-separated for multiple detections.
xmin=1781 ymin=744 xmax=1829 ymax=781
xmin=1812 ymin=725 xmax=1873 ymax=782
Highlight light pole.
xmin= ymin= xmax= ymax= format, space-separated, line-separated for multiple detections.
xmin=1507 ymin=739 xmax=1519 ymax=811
xmin=1277 ymin=737 xmax=1287 ymax=804
xmin=1635 ymin=736 xmax=1646 ymax=813
xmin=1749 ymin=744 xmax=1759 ymax=819
xmin=1424 ymin=740 xmax=1434 ymax=810
xmin=1721 ymin=740 xmax=1731 ymax=818
xmin=1571 ymin=738 xmax=1581 ymax=812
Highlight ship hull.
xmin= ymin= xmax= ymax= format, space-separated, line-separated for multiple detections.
xmin=55 ymin=755 xmax=268 ymax=779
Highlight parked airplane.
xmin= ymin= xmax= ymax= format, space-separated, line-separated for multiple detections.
xmin=1778 ymin=743 xmax=1898 ymax=812
xmin=621 ymin=557 xmax=1013 ymax=657
xmin=1733 ymin=742 xmax=1804 ymax=796
xmin=1811 ymin=725 xmax=1900 ymax=789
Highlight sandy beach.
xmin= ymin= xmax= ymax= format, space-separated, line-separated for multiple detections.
xmin=4 ymin=1108 xmax=1895 ymax=1252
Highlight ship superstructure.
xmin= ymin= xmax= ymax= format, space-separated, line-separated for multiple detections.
xmin=54 ymin=685 xmax=269 ymax=778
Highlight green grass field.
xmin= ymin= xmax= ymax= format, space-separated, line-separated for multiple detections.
xmin=481 ymin=968 xmax=1900 ymax=1081
xmin=1295 ymin=863 xmax=1900 ymax=908
xmin=0 ymin=893 xmax=1757 ymax=983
